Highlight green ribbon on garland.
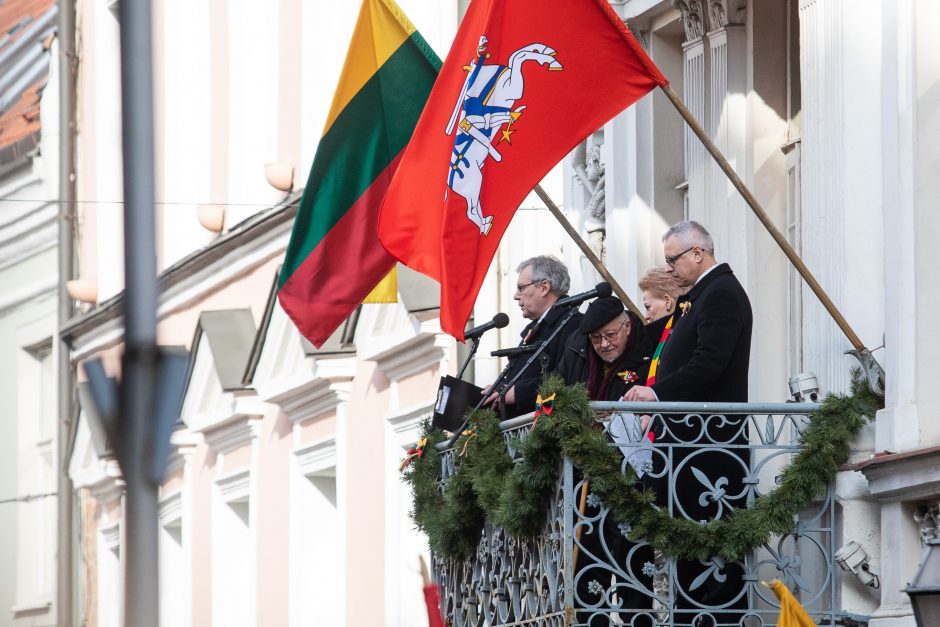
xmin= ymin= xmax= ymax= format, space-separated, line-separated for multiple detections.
xmin=403 ymin=371 xmax=881 ymax=562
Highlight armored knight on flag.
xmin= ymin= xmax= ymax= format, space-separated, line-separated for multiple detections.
xmin=378 ymin=0 xmax=668 ymax=340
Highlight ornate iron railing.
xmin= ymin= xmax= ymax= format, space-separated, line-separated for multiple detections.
xmin=433 ymin=401 xmax=840 ymax=627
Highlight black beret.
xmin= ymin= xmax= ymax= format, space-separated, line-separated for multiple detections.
xmin=579 ymin=296 xmax=625 ymax=334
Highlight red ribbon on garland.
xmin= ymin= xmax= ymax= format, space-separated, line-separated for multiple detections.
xmin=400 ymin=437 xmax=428 ymax=471
xmin=533 ymin=393 xmax=556 ymax=426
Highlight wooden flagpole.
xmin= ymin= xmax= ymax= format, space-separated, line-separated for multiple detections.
xmin=533 ymin=184 xmax=645 ymax=321
xmin=658 ymin=83 xmax=885 ymax=395
xmin=658 ymin=84 xmax=865 ymax=351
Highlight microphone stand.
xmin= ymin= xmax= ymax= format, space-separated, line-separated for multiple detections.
xmin=444 ymin=347 xmax=527 ymax=448
xmin=444 ymin=304 xmax=581 ymax=448
xmin=495 ymin=305 xmax=581 ymax=418
xmin=455 ymin=337 xmax=479 ymax=381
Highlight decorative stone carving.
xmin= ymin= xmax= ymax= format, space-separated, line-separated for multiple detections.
xmin=584 ymin=143 xmax=606 ymax=232
xmin=708 ymin=0 xmax=746 ymax=29
xmin=673 ymin=0 xmax=705 ymax=41
xmin=915 ymin=502 xmax=940 ymax=545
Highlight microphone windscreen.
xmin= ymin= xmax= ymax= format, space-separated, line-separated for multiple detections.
xmin=493 ymin=312 xmax=510 ymax=328
xmin=595 ymin=282 xmax=613 ymax=298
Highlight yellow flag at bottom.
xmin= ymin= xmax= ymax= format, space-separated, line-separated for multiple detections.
xmin=363 ymin=266 xmax=397 ymax=303
xmin=764 ymin=579 xmax=817 ymax=627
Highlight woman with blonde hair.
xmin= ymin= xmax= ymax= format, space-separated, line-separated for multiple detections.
xmin=638 ymin=266 xmax=687 ymax=323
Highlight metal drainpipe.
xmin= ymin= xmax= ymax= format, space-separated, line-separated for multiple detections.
xmin=56 ymin=0 xmax=77 ymax=623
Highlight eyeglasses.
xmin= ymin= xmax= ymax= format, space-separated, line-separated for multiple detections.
xmin=588 ymin=319 xmax=627 ymax=344
xmin=665 ymin=247 xmax=696 ymax=266
xmin=515 ymin=280 xmax=543 ymax=295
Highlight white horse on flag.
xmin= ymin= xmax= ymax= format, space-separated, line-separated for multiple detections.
xmin=445 ymin=37 xmax=563 ymax=235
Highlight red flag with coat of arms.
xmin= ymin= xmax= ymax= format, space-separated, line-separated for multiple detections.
xmin=378 ymin=0 xmax=668 ymax=340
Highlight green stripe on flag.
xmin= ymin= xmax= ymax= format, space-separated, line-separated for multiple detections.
xmin=279 ymin=32 xmax=439 ymax=287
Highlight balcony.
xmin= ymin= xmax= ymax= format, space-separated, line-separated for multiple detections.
xmin=430 ymin=401 xmax=842 ymax=627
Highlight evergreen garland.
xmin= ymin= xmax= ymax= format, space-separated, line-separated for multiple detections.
xmin=404 ymin=372 xmax=882 ymax=561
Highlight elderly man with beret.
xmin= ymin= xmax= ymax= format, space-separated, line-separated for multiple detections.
xmin=557 ymin=296 xmax=651 ymax=401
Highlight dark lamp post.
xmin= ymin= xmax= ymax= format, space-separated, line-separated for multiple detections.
xmin=905 ymin=539 xmax=940 ymax=627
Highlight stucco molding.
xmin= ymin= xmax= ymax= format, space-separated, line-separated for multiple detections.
xmin=197 ymin=411 xmax=263 ymax=457
xmin=158 ymin=492 xmax=183 ymax=527
xmin=294 ymin=437 xmax=337 ymax=477
xmin=387 ymin=401 xmax=435 ymax=449
xmin=856 ymin=446 xmax=940 ymax=502
xmin=367 ymin=332 xmax=448 ymax=382
xmin=216 ymin=468 xmax=251 ymax=503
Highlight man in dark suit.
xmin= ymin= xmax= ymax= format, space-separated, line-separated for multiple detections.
xmin=483 ymin=255 xmax=583 ymax=416
xmin=623 ymin=220 xmax=752 ymax=403
xmin=623 ymin=220 xmax=752 ymax=626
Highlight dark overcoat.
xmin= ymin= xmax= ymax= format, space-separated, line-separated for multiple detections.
xmin=650 ymin=263 xmax=752 ymax=402
xmin=646 ymin=263 xmax=753 ymax=620
xmin=503 ymin=304 xmax=583 ymax=416
xmin=556 ymin=311 xmax=662 ymax=400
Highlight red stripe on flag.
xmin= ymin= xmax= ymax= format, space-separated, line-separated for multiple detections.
xmin=278 ymin=152 xmax=403 ymax=347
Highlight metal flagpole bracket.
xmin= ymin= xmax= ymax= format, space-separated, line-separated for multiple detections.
xmin=845 ymin=348 xmax=886 ymax=399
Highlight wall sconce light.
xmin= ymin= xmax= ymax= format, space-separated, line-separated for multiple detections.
xmin=835 ymin=540 xmax=880 ymax=588
xmin=264 ymin=162 xmax=294 ymax=192
xmin=66 ymin=278 xmax=98 ymax=304
xmin=788 ymin=372 xmax=820 ymax=402
xmin=196 ymin=204 xmax=226 ymax=233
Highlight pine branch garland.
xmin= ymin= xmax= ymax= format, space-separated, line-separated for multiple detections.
xmin=403 ymin=371 xmax=881 ymax=562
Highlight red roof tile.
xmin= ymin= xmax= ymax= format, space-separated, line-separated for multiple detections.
xmin=0 ymin=0 xmax=57 ymax=156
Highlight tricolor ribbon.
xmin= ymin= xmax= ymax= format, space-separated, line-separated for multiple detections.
xmin=645 ymin=314 xmax=675 ymax=387
xmin=533 ymin=392 xmax=556 ymax=426
xmin=400 ymin=438 xmax=428 ymax=471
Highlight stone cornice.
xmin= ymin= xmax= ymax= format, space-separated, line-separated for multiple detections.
xmin=294 ymin=437 xmax=337 ymax=477
xmin=197 ymin=411 xmax=263 ymax=456
xmin=853 ymin=446 xmax=940 ymax=501
xmin=158 ymin=492 xmax=182 ymax=527
xmin=216 ymin=468 xmax=251 ymax=503
xmin=367 ymin=331 xmax=448 ymax=382
xmin=387 ymin=401 xmax=435 ymax=449
xmin=267 ymin=377 xmax=346 ymax=425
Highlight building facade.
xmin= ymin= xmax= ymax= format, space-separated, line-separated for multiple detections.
xmin=0 ymin=1 xmax=61 ymax=625
xmin=0 ymin=0 xmax=935 ymax=625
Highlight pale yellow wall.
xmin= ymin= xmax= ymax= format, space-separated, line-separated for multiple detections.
xmin=298 ymin=412 xmax=337 ymax=445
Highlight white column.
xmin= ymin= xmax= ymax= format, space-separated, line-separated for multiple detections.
xmin=683 ymin=38 xmax=707 ymax=221
xmin=705 ymin=25 xmax=748 ymax=282
xmin=912 ymin=0 xmax=940 ymax=447
xmin=877 ymin=0 xmax=918 ymax=452
xmin=798 ymin=0 xmax=848 ymax=394
xmin=869 ymin=501 xmax=918 ymax=627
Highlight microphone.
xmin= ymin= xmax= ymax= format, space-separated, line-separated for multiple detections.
xmin=464 ymin=312 xmax=510 ymax=341
xmin=553 ymin=282 xmax=613 ymax=308
xmin=490 ymin=344 xmax=538 ymax=358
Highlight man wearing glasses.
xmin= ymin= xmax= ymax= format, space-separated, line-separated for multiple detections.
xmin=622 ymin=220 xmax=752 ymax=404
xmin=557 ymin=296 xmax=648 ymax=401
xmin=621 ymin=220 xmax=752 ymax=625
xmin=483 ymin=255 xmax=582 ymax=416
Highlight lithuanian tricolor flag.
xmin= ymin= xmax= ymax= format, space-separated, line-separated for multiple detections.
xmin=278 ymin=0 xmax=441 ymax=347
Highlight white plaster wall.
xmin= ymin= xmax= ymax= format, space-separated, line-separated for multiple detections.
xmin=89 ymin=0 xmax=124 ymax=301
xmin=155 ymin=0 xmax=215 ymax=269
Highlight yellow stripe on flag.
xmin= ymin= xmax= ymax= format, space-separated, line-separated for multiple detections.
xmin=364 ymin=266 xmax=397 ymax=303
xmin=322 ymin=0 xmax=417 ymax=136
